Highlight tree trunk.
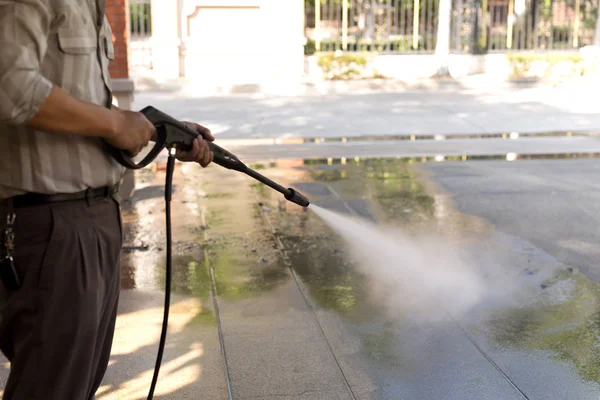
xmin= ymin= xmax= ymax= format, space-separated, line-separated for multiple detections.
xmin=434 ymin=0 xmax=453 ymax=76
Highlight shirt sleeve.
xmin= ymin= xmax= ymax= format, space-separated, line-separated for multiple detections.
xmin=0 ymin=0 xmax=54 ymax=126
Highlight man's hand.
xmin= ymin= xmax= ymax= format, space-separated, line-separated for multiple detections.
xmin=105 ymin=109 xmax=156 ymax=157
xmin=175 ymin=122 xmax=215 ymax=168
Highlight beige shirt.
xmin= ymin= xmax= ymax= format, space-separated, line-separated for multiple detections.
xmin=0 ymin=0 xmax=125 ymax=200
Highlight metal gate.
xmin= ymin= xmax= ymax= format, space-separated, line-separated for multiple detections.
xmin=129 ymin=0 xmax=152 ymax=71
xmin=305 ymin=0 xmax=599 ymax=53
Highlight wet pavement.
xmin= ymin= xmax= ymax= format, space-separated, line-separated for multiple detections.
xmin=103 ymin=152 xmax=600 ymax=399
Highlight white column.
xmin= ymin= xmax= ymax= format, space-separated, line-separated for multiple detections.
xmin=266 ymin=0 xmax=305 ymax=82
xmin=150 ymin=0 xmax=180 ymax=80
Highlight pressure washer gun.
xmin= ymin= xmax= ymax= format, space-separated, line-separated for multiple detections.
xmin=107 ymin=106 xmax=309 ymax=400
xmin=109 ymin=106 xmax=310 ymax=208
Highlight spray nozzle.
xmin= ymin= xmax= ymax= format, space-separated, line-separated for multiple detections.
xmin=285 ymin=188 xmax=310 ymax=207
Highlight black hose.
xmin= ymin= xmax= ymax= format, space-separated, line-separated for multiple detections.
xmin=147 ymin=150 xmax=176 ymax=400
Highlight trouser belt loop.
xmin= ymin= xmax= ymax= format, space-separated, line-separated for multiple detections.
xmin=87 ymin=186 xmax=113 ymax=207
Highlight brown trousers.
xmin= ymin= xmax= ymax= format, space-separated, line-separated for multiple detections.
xmin=0 ymin=196 xmax=122 ymax=400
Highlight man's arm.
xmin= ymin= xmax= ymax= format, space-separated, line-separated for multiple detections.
xmin=28 ymin=86 xmax=120 ymax=140
xmin=0 ymin=0 xmax=153 ymax=155
xmin=28 ymin=86 xmax=155 ymax=156
xmin=0 ymin=0 xmax=53 ymax=126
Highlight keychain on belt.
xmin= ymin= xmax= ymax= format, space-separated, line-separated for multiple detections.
xmin=0 ymin=211 xmax=21 ymax=291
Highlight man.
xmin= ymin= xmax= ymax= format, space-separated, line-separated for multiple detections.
xmin=0 ymin=0 xmax=214 ymax=398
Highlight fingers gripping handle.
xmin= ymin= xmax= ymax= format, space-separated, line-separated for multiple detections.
xmin=108 ymin=106 xmax=246 ymax=171
xmin=140 ymin=107 xmax=247 ymax=171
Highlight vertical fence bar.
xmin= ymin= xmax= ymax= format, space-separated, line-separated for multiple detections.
xmin=387 ymin=0 xmax=392 ymax=50
xmin=482 ymin=0 xmax=488 ymax=48
xmin=532 ymin=1 xmax=536 ymax=48
xmin=524 ymin=0 xmax=530 ymax=48
xmin=420 ymin=0 xmax=427 ymax=50
xmin=393 ymin=0 xmax=399 ymax=51
xmin=373 ymin=0 xmax=378 ymax=50
xmin=507 ymin=0 xmax=514 ymax=48
xmin=490 ymin=3 xmax=495 ymax=49
xmin=316 ymin=0 xmax=321 ymax=51
xmin=429 ymin=0 xmax=435 ymax=50
xmin=343 ymin=0 xmax=349 ymax=50
xmin=473 ymin=0 xmax=480 ymax=52
xmin=595 ymin=0 xmax=600 ymax=45
xmin=566 ymin=3 xmax=572 ymax=49
xmin=327 ymin=0 xmax=337 ymax=51
xmin=573 ymin=0 xmax=580 ymax=46
xmin=499 ymin=3 xmax=505 ymax=49
xmin=354 ymin=0 xmax=358 ymax=51
xmin=541 ymin=1 xmax=548 ymax=49
xmin=549 ymin=0 xmax=554 ymax=49
xmin=413 ymin=0 xmax=420 ymax=48
xmin=455 ymin=0 xmax=463 ymax=50
xmin=147 ymin=1 xmax=152 ymax=35
xmin=493 ymin=3 xmax=499 ymax=50
xmin=527 ymin=5 xmax=532 ymax=48
xmin=334 ymin=0 xmax=340 ymax=50
xmin=534 ymin=0 xmax=539 ymax=48
xmin=133 ymin=2 xmax=139 ymax=38
xmin=350 ymin=0 xmax=355 ymax=50
xmin=376 ymin=0 xmax=382 ymax=50
xmin=424 ymin=0 xmax=429 ymax=49
xmin=423 ymin=0 xmax=427 ymax=50
xmin=519 ymin=9 xmax=525 ymax=49
xmin=404 ymin=0 xmax=410 ymax=51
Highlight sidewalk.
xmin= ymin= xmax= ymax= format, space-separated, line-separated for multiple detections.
xmin=131 ymin=77 xmax=600 ymax=141
xmin=132 ymin=68 xmax=600 ymax=96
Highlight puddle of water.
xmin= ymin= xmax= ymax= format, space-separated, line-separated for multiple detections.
xmin=198 ymin=167 xmax=292 ymax=302
xmin=483 ymin=269 xmax=600 ymax=383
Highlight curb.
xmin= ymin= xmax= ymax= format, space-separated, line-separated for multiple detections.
xmin=132 ymin=74 xmax=600 ymax=96
xmin=215 ymin=130 xmax=599 ymax=148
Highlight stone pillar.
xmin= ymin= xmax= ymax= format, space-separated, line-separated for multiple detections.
xmin=106 ymin=0 xmax=136 ymax=200
xmin=266 ymin=0 xmax=305 ymax=82
xmin=150 ymin=0 xmax=181 ymax=80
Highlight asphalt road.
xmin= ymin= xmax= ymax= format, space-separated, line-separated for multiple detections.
xmin=424 ymin=158 xmax=600 ymax=282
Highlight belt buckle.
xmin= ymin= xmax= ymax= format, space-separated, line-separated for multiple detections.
xmin=85 ymin=187 xmax=109 ymax=206
xmin=85 ymin=188 xmax=94 ymax=206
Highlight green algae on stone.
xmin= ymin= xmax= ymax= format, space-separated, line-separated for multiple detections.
xmin=487 ymin=272 xmax=600 ymax=384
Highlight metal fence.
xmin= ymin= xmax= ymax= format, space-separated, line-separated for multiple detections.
xmin=129 ymin=0 xmax=152 ymax=70
xmin=305 ymin=0 xmax=599 ymax=53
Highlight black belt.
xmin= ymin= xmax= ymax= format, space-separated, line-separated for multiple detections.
xmin=5 ymin=184 xmax=120 ymax=208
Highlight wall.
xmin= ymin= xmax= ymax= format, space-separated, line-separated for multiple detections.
xmin=106 ymin=0 xmax=135 ymax=111
xmin=150 ymin=0 xmax=305 ymax=86
xmin=106 ymin=0 xmax=130 ymax=80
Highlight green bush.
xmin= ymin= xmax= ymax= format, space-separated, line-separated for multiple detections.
xmin=311 ymin=38 xmax=430 ymax=53
xmin=507 ymin=52 xmax=585 ymax=78
xmin=317 ymin=53 xmax=372 ymax=80
xmin=305 ymin=39 xmax=316 ymax=55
